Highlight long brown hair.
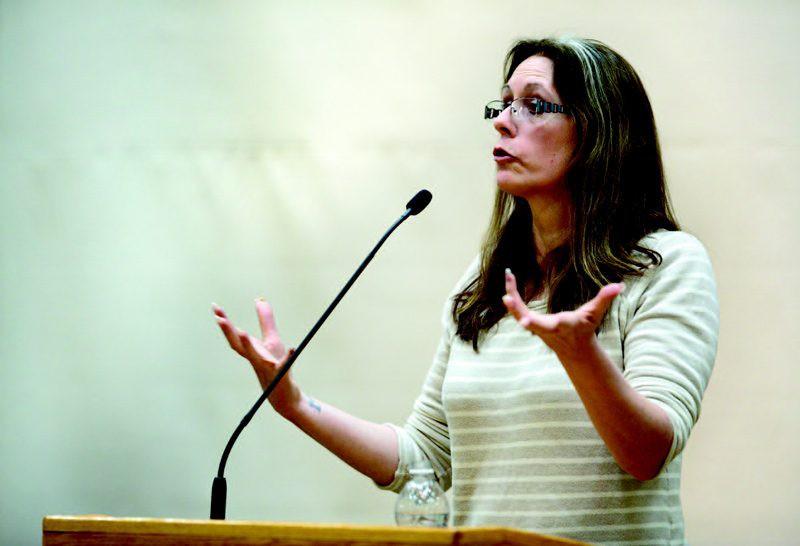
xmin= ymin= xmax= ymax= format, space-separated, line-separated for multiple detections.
xmin=454 ymin=37 xmax=680 ymax=351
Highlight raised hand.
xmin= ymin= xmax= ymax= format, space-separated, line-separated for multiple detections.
xmin=212 ymin=299 xmax=300 ymax=414
xmin=501 ymin=268 xmax=625 ymax=360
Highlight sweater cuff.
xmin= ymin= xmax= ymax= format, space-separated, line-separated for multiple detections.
xmin=650 ymin=400 xmax=682 ymax=476
xmin=373 ymin=423 xmax=418 ymax=493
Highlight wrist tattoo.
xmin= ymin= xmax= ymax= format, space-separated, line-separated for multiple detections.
xmin=307 ymin=397 xmax=322 ymax=413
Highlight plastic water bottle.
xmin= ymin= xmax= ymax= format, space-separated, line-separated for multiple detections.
xmin=394 ymin=463 xmax=449 ymax=527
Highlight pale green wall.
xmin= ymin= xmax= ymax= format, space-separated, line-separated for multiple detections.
xmin=1 ymin=1 xmax=798 ymax=544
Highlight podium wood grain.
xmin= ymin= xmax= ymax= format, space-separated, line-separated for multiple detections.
xmin=43 ymin=516 xmax=588 ymax=546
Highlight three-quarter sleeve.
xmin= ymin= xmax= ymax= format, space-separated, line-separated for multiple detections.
xmin=621 ymin=231 xmax=720 ymax=473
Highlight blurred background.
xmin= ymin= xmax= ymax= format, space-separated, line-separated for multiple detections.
xmin=1 ymin=1 xmax=798 ymax=544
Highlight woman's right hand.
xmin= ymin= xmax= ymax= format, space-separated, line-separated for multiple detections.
xmin=212 ymin=299 xmax=301 ymax=416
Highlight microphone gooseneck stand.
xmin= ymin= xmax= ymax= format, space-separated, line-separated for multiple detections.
xmin=210 ymin=190 xmax=432 ymax=520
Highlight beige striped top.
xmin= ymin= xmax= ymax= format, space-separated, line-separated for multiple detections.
xmin=378 ymin=230 xmax=719 ymax=546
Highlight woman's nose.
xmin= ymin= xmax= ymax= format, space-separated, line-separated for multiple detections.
xmin=493 ymin=106 xmax=516 ymax=137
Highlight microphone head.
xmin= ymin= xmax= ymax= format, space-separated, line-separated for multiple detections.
xmin=406 ymin=189 xmax=432 ymax=216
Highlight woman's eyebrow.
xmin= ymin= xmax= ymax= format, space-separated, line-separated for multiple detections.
xmin=501 ymin=82 xmax=549 ymax=96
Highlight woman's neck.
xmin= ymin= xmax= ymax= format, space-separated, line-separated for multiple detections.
xmin=525 ymin=188 xmax=572 ymax=264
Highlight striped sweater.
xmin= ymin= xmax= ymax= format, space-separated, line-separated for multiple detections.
xmin=378 ymin=230 xmax=719 ymax=545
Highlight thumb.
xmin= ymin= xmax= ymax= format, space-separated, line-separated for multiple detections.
xmin=581 ymin=282 xmax=625 ymax=324
xmin=280 ymin=347 xmax=296 ymax=366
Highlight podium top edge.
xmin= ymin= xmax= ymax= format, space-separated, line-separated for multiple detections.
xmin=44 ymin=516 xmax=475 ymax=542
xmin=42 ymin=516 xmax=586 ymax=545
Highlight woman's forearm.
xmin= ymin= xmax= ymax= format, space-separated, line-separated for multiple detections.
xmin=278 ymin=394 xmax=400 ymax=486
xmin=557 ymin=336 xmax=674 ymax=481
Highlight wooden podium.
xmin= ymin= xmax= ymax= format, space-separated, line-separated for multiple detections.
xmin=43 ymin=516 xmax=587 ymax=545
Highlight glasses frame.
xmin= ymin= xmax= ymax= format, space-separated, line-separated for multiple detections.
xmin=484 ymin=97 xmax=569 ymax=121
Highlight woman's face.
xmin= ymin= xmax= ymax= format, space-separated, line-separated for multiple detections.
xmin=493 ymin=55 xmax=577 ymax=197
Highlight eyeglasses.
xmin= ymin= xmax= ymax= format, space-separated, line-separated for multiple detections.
xmin=484 ymin=98 xmax=569 ymax=122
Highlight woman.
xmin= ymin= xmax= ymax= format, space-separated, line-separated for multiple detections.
xmin=213 ymin=37 xmax=719 ymax=545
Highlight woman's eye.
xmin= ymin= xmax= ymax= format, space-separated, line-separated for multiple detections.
xmin=524 ymin=100 xmax=540 ymax=115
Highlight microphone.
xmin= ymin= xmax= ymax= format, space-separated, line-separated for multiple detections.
xmin=406 ymin=189 xmax=432 ymax=216
xmin=210 ymin=189 xmax=433 ymax=520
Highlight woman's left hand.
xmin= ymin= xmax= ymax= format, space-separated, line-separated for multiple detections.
xmin=502 ymin=268 xmax=625 ymax=361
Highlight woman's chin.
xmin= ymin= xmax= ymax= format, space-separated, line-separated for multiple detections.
xmin=496 ymin=174 xmax=561 ymax=197
xmin=496 ymin=176 xmax=529 ymax=196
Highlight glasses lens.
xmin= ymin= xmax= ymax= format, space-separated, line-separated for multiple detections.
xmin=513 ymin=98 xmax=542 ymax=121
xmin=484 ymin=101 xmax=506 ymax=120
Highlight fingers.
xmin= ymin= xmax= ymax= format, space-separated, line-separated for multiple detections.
xmin=213 ymin=302 xmax=285 ymax=364
xmin=238 ymin=329 xmax=275 ymax=363
xmin=237 ymin=332 xmax=271 ymax=390
xmin=502 ymin=269 xmax=527 ymax=316
xmin=255 ymin=298 xmax=279 ymax=340
xmin=237 ymin=329 xmax=262 ymax=363
xmin=502 ymin=269 xmax=548 ymax=332
xmin=212 ymin=303 xmax=227 ymax=319
xmin=213 ymin=306 xmax=245 ymax=356
xmin=581 ymin=282 xmax=625 ymax=324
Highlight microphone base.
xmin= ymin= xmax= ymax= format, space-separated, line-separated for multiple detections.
xmin=210 ymin=476 xmax=227 ymax=520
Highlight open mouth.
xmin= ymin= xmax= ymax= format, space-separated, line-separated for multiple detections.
xmin=493 ymin=147 xmax=516 ymax=161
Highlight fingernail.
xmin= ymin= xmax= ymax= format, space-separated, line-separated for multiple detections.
xmin=505 ymin=268 xmax=512 ymax=276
